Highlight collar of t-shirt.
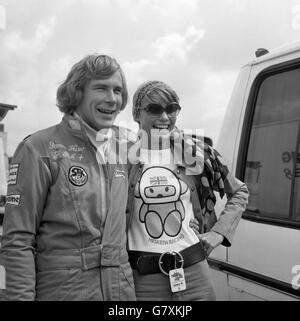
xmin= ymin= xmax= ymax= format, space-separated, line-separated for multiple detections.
xmin=140 ymin=147 xmax=173 ymax=165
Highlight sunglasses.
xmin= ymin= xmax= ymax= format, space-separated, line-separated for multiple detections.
xmin=140 ymin=102 xmax=181 ymax=116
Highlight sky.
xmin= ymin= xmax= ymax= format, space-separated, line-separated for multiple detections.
xmin=1 ymin=0 xmax=300 ymax=156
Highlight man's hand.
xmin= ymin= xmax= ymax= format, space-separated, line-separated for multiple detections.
xmin=189 ymin=218 xmax=224 ymax=256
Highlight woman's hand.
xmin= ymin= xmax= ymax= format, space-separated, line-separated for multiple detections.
xmin=189 ymin=218 xmax=224 ymax=256
xmin=189 ymin=218 xmax=200 ymax=236
xmin=197 ymin=231 xmax=224 ymax=256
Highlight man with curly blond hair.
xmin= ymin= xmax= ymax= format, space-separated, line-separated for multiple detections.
xmin=0 ymin=54 xmax=136 ymax=301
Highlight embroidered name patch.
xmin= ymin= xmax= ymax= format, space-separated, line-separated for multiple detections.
xmin=68 ymin=166 xmax=88 ymax=186
xmin=8 ymin=164 xmax=19 ymax=185
xmin=48 ymin=141 xmax=85 ymax=162
xmin=6 ymin=194 xmax=21 ymax=206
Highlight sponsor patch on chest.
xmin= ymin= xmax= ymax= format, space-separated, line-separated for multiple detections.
xmin=114 ymin=169 xmax=126 ymax=178
xmin=68 ymin=166 xmax=88 ymax=186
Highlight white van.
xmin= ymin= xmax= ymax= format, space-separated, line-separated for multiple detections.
xmin=210 ymin=42 xmax=300 ymax=301
xmin=0 ymin=128 xmax=7 ymax=232
xmin=0 ymin=104 xmax=16 ymax=235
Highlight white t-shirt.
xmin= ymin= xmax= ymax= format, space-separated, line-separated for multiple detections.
xmin=127 ymin=148 xmax=199 ymax=253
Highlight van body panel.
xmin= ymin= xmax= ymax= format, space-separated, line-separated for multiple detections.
xmin=0 ymin=135 xmax=6 ymax=217
xmin=228 ymin=275 xmax=299 ymax=301
xmin=217 ymin=65 xmax=252 ymax=174
xmin=249 ymin=43 xmax=300 ymax=67
xmin=0 ymin=135 xmax=6 ymax=197
xmin=210 ymin=268 xmax=229 ymax=300
xmin=228 ymin=219 xmax=300 ymax=283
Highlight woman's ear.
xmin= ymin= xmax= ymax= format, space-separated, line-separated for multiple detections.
xmin=134 ymin=110 xmax=141 ymax=124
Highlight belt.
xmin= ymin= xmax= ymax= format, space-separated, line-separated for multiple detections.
xmin=35 ymin=244 xmax=128 ymax=271
xmin=128 ymin=242 xmax=206 ymax=275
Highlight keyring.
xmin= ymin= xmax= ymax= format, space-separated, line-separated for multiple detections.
xmin=159 ymin=251 xmax=184 ymax=276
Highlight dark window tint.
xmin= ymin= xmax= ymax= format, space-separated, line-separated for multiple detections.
xmin=245 ymin=68 xmax=300 ymax=221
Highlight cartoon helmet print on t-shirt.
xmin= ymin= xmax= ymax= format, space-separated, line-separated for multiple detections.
xmin=135 ymin=166 xmax=188 ymax=239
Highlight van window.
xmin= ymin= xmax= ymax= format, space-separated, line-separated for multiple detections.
xmin=244 ymin=67 xmax=300 ymax=222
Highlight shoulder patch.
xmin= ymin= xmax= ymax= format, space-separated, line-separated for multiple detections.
xmin=6 ymin=194 xmax=21 ymax=206
xmin=7 ymin=163 xmax=20 ymax=185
